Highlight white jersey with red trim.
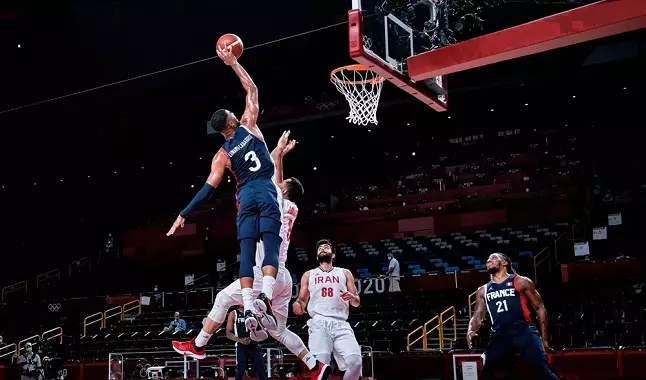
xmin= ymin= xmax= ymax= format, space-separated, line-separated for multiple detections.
xmin=255 ymin=198 xmax=298 ymax=268
xmin=307 ymin=266 xmax=350 ymax=321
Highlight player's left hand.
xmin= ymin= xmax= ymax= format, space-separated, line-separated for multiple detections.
xmin=276 ymin=130 xmax=291 ymax=150
xmin=283 ymin=138 xmax=296 ymax=155
xmin=217 ymin=45 xmax=238 ymax=66
xmin=166 ymin=215 xmax=186 ymax=236
xmin=340 ymin=291 xmax=356 ymax=302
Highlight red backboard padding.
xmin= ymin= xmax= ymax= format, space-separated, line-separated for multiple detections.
xmin=407 ymin=0 xmax=646 ymax=81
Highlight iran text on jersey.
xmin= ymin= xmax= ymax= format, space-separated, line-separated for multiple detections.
xmin=308 ymin=267 xmax=350 ymax=320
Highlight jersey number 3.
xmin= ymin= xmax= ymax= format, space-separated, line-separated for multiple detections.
xmin=496 ymin=300 xmax=509 ymax=313
xmin=321 ymin=288 xmax=334 ymax=297
xmin=245 ymin=151 xmax=262 ymax=172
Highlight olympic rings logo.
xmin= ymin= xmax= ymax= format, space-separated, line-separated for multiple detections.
xmin=48 ymin=304 xmax=61 ymax=312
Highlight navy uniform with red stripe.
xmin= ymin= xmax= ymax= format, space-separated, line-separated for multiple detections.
xmin=221 ymin=126 xmax=282 ymax=242
xmin=233 ymin=309 xmax=266 ymax=380
xmin=482 ymin=274 xmax=558 ymax=379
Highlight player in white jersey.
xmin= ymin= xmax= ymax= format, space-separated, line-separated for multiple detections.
xmin=293 ymin=239 xmax=363 ymax=380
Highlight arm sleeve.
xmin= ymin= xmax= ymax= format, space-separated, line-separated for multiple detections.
xmin=180 ymin=183 xmax=216 ymax=217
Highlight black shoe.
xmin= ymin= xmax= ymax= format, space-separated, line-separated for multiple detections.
xmin=253 ymin=292 xmax=278 ymax=331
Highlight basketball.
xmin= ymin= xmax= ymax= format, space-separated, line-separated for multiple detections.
xmin=217 ymin=34 xmax=244 ymax=59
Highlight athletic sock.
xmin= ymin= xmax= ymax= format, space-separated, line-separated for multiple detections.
xmin=303 ymin=353 xmax=317 ymax=370
xmin=194 ymin=330 xmax=212 ymax=349
xmin=261 ymin=275 xmax=276 ymax=300
xmin=242 ymin=288 xmax=254 ymax=313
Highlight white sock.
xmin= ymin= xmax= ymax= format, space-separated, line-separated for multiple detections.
xmin=303 ymin=353 xmax=317 ymax=370
xmin=194 ymin=329 xmax=212 ymax=348
xmin=242 ymin=288 xmax=254 ymax=312
xmin=261 ymin=275 xmax=276 ymax=300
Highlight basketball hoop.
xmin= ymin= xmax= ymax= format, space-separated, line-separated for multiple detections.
xmin=330 ymin=64 xmax=384 ymax=126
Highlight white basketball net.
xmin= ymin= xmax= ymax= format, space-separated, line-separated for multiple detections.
xmin=331 ymin=66 xmax=384 ymax=126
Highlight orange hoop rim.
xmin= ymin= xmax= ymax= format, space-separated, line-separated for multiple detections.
xmin=330 ymin=64 xmax=385 ymax=85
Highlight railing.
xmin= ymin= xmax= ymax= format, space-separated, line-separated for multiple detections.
xmin=533 ymin=247 xmax=551 ymax=285
xmin=407 ymin=307 xmax=457 ymax=351
xmin=83 ymin=312 xmax=104 ymax=337
xmin=41 ymin=327 xmax=63 ymax=344
xmin=406 ymin=325 xmax=424 ymax=351
xmin=68 ymin=256 xmax=91 ymax=277
xmin=439 ymin=306 xmax=456 ymax=350
xmin=405 ymin=315 xmax=440 ymax=351
xmin=1 ymin=280 xmax=27 ymax=301
xmin=17 ymin=335 xmax=39 ymax=355
xmin=422 ymin=316 xmax=440 ymax=351
xmin=186 ymin=274 xmax=211 ymax=291
xmin=468 ymin=290 xmax=478 ymax=319
xmin=36 ymin=269 xmax=61 ymax=288
xmin=123 ymin=300 xmax=141 ymax=318
xmin=0 ymin=344 xmax=17 ymax=359
xmin=104 ymin=306 xmax=123 ymax=328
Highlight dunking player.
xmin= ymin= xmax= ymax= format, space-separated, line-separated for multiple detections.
xmin=172 ymin=134 xmax=330 ymax=379
xmin=294 ymin=240 xmax=363 ymax=380
xmin=467 ymin=253 xmax=559 ymax=380
xmin=167 ymin=45 xmax=281 ymax=332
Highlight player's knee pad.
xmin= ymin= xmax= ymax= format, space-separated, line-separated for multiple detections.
xmin=269 ymin=328 xmax=306 ymax=356
xmin=260 ymin=232 xmax=281 ymax=269
xmin=342 ymin=354 xmax=362 ymax=379
xmin=208 ymin=291 xmax=234 ymax=324
xmin=239 ymin=238 xmax=256 ymax=278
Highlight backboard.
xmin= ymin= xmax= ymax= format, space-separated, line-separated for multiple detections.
xmin=348 ymin=0 xmax=646 ymax=112
xmin=348 ymin=0 xmax=449 ymax=111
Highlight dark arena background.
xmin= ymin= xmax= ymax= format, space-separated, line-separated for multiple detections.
xmin=1 ymin=0 xmax=646 ymax=379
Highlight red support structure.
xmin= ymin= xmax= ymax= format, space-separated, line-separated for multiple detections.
xmin=407 ymin=0 xmax=646 ymax=82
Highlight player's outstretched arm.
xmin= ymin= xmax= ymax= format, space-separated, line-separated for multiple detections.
xmin=517 ymin=276 xmax=550 ymax=350
xmin=342 ymin=270 xmax=361 ymax=307
xmin=166 ymin=150 xmax=230 ymax=236
xmin=466 ymin=286 xmax=486 ymax=349
xmin=217 ymin=46 xmax=261 ymax=137
xmin=293 ymin=271 xmax=311 ymax=315
xmin=271 ymin=131 xmax=297 ymax=184
xmin=233 ymin=63 xmax=260 ymax=131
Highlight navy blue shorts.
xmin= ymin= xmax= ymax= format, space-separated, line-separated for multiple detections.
xmin=482 ymin=324 xmax=557 ymax=379
xmin=236 ymin=180 xmax=282 ymax=240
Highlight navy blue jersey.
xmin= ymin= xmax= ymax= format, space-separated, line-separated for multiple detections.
xmin=484 ymin=274 xmax=532 ymax=331
xmin=233 ymin=309 xmax=249 ymax=339
xmin=221 ymin=126 xmax=275 ymax=189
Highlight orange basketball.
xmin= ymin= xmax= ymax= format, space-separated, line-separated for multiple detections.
xmin=217 ymin=34 xmax=244 ymax=59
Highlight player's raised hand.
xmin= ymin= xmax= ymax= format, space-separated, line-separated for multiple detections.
xmin=466 ymin=330 xmax=478 ymax=349
xmin=276 ymin=130 xmax=297 ymax=156
xmin=217 ymin=45 xmax=238 ymax=66
xmin=166 ymin=215 xmax=186 ymax=236
xmin=276 ymin=130 xmax=291 ymax=150
xmin=283 ymin=139 xmax=297 ymax=155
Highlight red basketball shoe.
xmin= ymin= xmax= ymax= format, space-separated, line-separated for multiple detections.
xmin=310 ymin=361 xmax=331 ymax=380
xmin=172 ymin=338 xmax=206 ymax=360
